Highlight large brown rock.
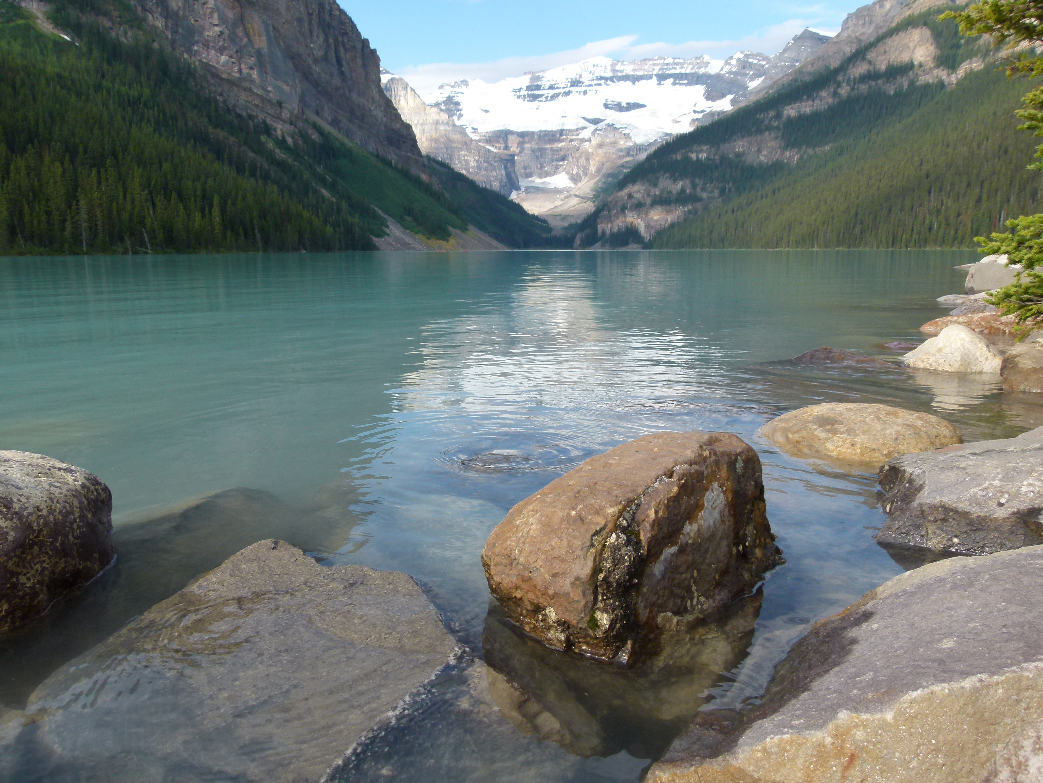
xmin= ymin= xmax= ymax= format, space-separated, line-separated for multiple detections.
xmin=481 ymin=432 xmax=781 ymax=662
xmin=919 ymin=311 xmax=1018 ymax=338
xmin=758 ymin=403 xmax=961 ymax=471
xmin=0 ymin=540 xmax=459 ymax=782
xmin=647 ymin=546 xmax=1043 ymax=783
xmin=0 ymin=451 xmax=114 ymax=636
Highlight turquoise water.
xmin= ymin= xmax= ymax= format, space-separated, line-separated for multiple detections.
xmin=1 ymin=249 xmax=1036 ymax=780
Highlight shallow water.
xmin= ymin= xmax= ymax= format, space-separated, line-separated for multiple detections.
xmin=1 ymin=249 xmax=1039 ymax=780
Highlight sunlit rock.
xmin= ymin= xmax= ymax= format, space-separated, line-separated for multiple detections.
xmin=904 ymin=324 xmax=1003 ymax=373
xmin=758 ymin=403 xmax=961 ymax=471
xmin=647 ymin=546 xmax=1043 ymax=783
xmin=481 ymin=432 xmax=780 ymax=662
xmin=0 ymin=451 xmax=113 ymax=636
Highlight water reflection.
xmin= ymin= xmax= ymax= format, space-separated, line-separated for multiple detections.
xmin=907 ymin=368 xmax=1003 ymax=411
xmin=481 ymin=595 xmax=763 ymax=760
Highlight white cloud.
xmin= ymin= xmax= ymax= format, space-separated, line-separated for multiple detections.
xmin=393 ymin=20 xmax=837 ymax=99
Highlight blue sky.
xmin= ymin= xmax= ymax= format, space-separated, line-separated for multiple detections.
xmin=342 ymin=0 xmax=862 ymax=93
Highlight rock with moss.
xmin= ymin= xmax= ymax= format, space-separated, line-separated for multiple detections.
xmin=0 ymin=451 xmax=114 ymax=636
xmin=481 ymin=432 xmax=781 ymax=663
xmin=647 ymin=546 xmax=1043 ymax=783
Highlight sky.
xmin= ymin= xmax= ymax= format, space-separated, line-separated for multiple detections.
xmin=341 ymin=0 xmax=862 ymax=95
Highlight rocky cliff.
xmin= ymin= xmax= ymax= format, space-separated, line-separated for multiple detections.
xmin=128 ymin=0 xmax=425 ymax=170
xmin=383 ymin=76 xmax=517 ymax=195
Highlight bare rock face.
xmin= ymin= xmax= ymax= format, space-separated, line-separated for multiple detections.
xmin=1002 ymin=332 xmax=1043 ymax=393
xmin=963 ymin=253 xmax=1021 ymax=294
xmin=647 ymin=546 xmax=1043 ymax=783
xmin=0 ymin=540 xmax=458 ymax=782
xmin=878 ymin=426 xmax=1043 ymax=555
xmin=481 ymin=432 xmax=781 ymax=662
xmin=129 ymin=0 xmax=424 ymax=169
xmin=904 ymin=324 xmax=1004 ymax=373
xmin=759 ymin=403 xmax=961 ymax=471
xmin=383 ymin=77 xmax=518 ymax=195
xmin=919 ymin=313 xmax=1019 ymax=340
xmin=0 ymin=451 xmax=113 ymax=636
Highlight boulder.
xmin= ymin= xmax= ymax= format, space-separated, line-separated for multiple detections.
xmin=935 ymin=292 xmax=999 ymax=316
xmin=1002 ymin=332 xmax=1043 ymax=393
xmin=963 ymin=253 xmax=1021 ymax=294
xmin=758 ymin=403 xmax=961 ymax=471
xmin=877 ymin=426 xmax=1043 ymax=555
xmin=904 ymin=324 xmax=1003 ymax=373
xmin=919 ymin=312 xmax=1018 ymax=339
xmin=481 ymin=432 xmax=781 ymax=662
xmin=647 ymin=546 xmax=1043 ymax=783
xmin=0 ymin=451 xmax=114 ymax=636
xmin=0 ymin=540 xmax=459 ymax=783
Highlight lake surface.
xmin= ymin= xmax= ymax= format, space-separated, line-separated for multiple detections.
xmin=2 ymin=250 xmax=1039 ymax=781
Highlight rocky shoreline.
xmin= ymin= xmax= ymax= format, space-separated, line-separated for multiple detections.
xmin=2 ymin=254 xmax=1041 ymax=781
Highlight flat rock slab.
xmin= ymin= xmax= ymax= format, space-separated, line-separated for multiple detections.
xmin=878 ymin=426 xmax=1043 ymax=555
xmin=482 ymin=432 xmax=781 ymax=662
xmin=759 ymin=403 xmax=961 ymax=471
xmin=0 ymin=451 xmax=113 ymax=636
xmin=905 ymin=324 xmax=1003 ymax=374
xmin=919 ymin=312 xmax=1018 ymax=339
xmin=648 ymin=546 xmax=1043 ymax=783
xmin=0 ymin=540 xmax=458 ymax=783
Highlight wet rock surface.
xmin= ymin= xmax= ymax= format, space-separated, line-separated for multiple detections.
xmin=648 ymin=546 xmax=1043 ymax=783
xmin=0 ymin=451 xmax=114 ymax=636
xmin=758 ymin=403 xmax=961 ymax=471
xmin=904 ymin=323 xmax=1004 ymax=373
xmin=877 ymin=426 xmax=1043 ymax=555
xmin=1002 ymin=332 xmax=1043 ymax=393
xmin=788 ymin=346 xmax=893 ymax=368
xmin=0 ymin=540 xmax=458 ymax=783
xmin=481 ymin=432 xmax=781 ymax=662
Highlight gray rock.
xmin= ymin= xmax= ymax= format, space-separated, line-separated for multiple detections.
xmin=1002 ymin=332 xmax=1043 ymax=393
xmin=0 ymin=540 xmax=458 ymax=783
xmin=0 ymin=451 xmax=114 ymax=636
xmin=903 ymin=324 xmax=1003 ymax=374
xmin=963 ymin=254 xmax=1022 ymax=294
xmin=877 ymin=426 xmax=1043 ymax=555
xmin=648 ymin=546 xmax=1043 ymax=783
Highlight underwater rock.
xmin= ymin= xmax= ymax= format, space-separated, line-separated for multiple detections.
xmin=878 ymin=426 xmax=1043 ymax=555
xmin=0 ymin=451 xmax=113 ymax=636
xmin=648 ymin=546 xmax=1043 ymax=783
xmin=758 ymin=403 xmax=961 ymax=471
xmin=789 ymin=347 xmax=892 ymax=368
xmin=0 ymin=540 xmax=458 ymax=783
xmin=481 ymin=432 xmax=780 ymax=662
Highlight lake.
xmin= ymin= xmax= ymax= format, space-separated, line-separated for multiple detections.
xmin=1 ymin=249 xmax=1037 ymax=781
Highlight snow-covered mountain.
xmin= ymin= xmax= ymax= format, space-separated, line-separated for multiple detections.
xmin=383 ymin=29 xmax=830 ymax=220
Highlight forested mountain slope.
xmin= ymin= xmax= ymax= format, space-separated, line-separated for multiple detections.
xmin=576 ymin=5 xmax=1043 ymax=249
xmin=0 ymin=0 xmax=550 ymax=254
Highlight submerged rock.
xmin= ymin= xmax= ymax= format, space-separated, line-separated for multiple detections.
xmin=647 ymin=546 xmax=1043 ymax=783
xmin=758 ymin=403 xmax=961 ymax=471
xmin=962 ymin=253 xmax=1021 ymax=294
xmin=0 ymin=451 xmax=114 ymax=636
xmin=788 ymin=347 xmax=891 ymax=368
xmin=904 ymin=324 xmax=1003 ymax=373
xmin=0 ymin=540 xmax=458 ymax=783
xmin=1002 ymin=332 xmax=1043 ymax=393
xmin=481 ymin=432 xmax=781 ymax=662
xmin=877 ymin=426 xmax=1043 ymax=555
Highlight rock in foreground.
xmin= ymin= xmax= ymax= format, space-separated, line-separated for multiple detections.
xmin=0 ymin=451 xmax=114 ymax=636
xmin=904 ymin=324 xmax=1003 ymax=373
xmin=758 ymin=403 xmax=961 ymax=471
xmin=648 ymin=546 xmax=1043 ymax=783
xmin=0 ymin=540 xmax=458 ymax=783
xmin=878 ymin=426 xmax=1043 ymax=555
xmin=481 ymin=432 xmax=781 ymax=662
